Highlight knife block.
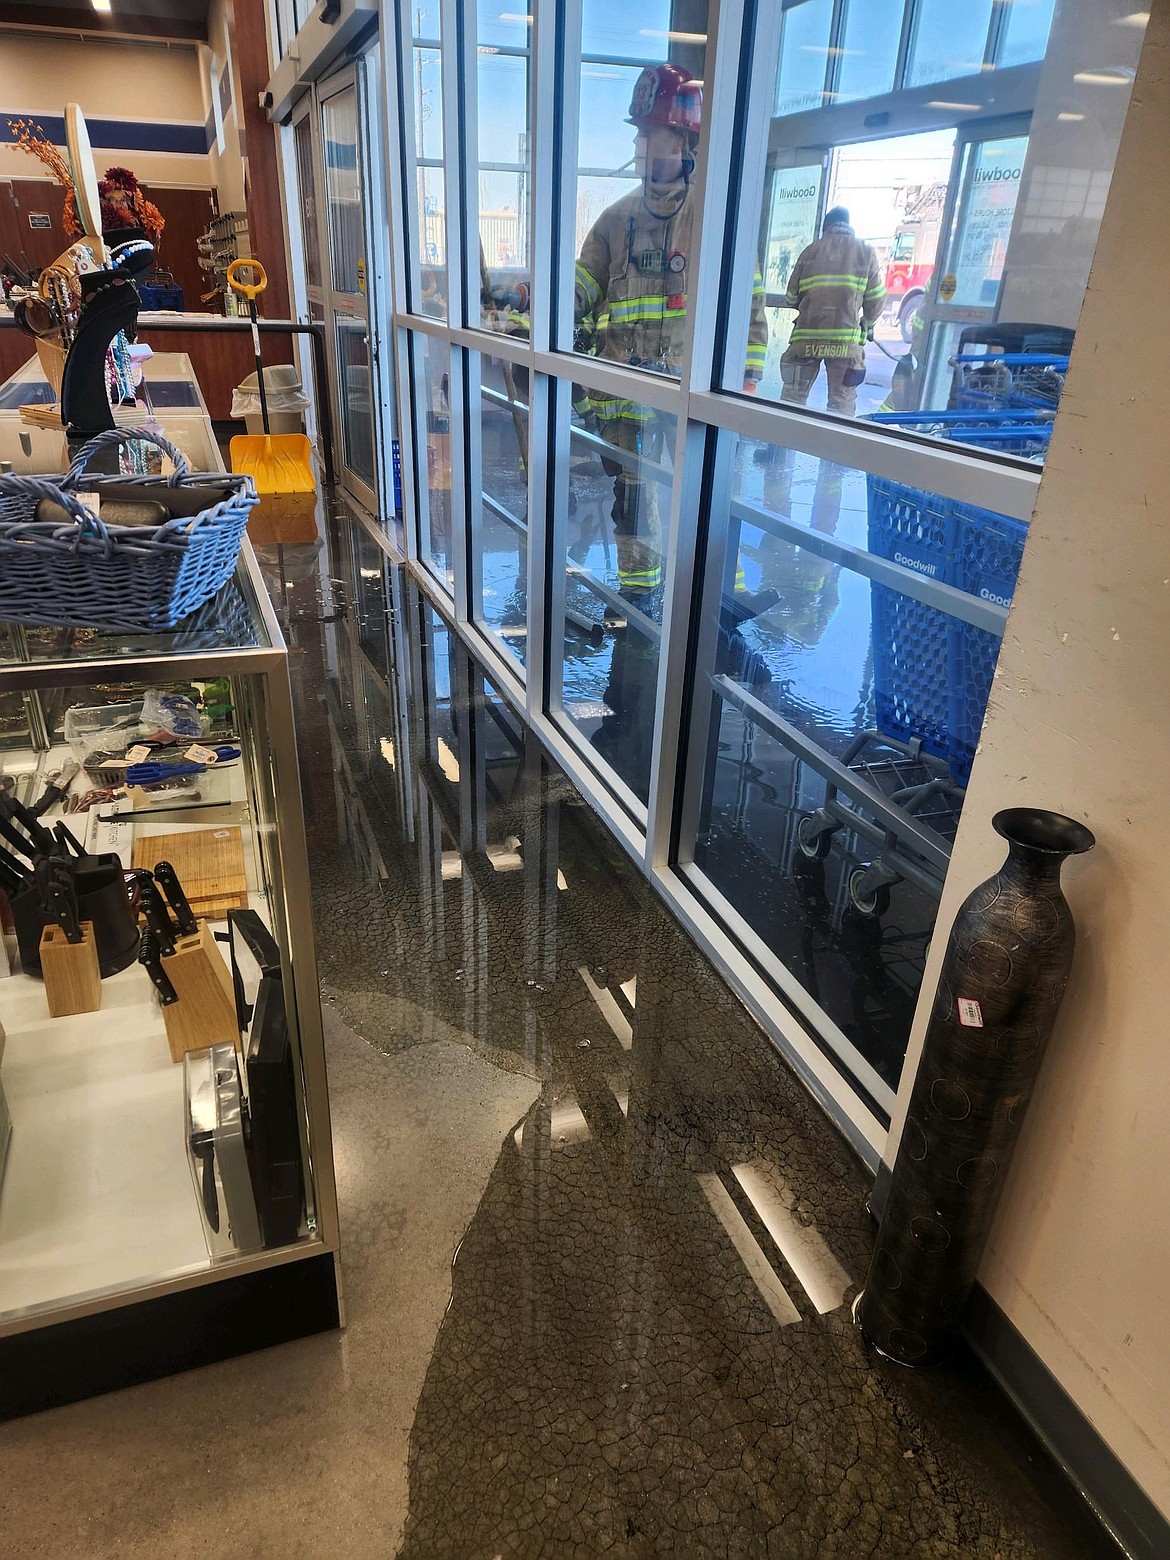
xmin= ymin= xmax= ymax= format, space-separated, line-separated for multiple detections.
xmin=160 ymin=922 xmax=240 ymax=1064
xmin=40 ymin=922 xmax=102 ymax=1018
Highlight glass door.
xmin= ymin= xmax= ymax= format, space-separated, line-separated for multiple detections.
xmin=918 ymin=121 xmax=1030 ymax=408
xmin=319 ymin=62 xmax=386 ymax=515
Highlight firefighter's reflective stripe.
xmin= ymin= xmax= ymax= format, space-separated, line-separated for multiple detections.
xmin=797 ymin=273 xmax=870 ymax=292
xmin=576 ymin=263 xmax=603 ymax=310
xmin=587 ymin=396 xmax=653 ymax=422
xmin=621 ymin=566 xmax=663 ymax=587
xmin=607 ymin=298 xmax=688 ymax=324
xmin=790 ymin=326 xmax=864 ymax=342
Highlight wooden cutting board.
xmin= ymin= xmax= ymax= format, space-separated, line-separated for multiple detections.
xmin=132 ymin=827 xmax=248 ymax=920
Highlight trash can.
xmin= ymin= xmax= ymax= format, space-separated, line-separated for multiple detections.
xmin=231 ymin=365 xmax=310 ymax=436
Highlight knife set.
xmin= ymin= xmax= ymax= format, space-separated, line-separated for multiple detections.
xmin=0 ymin=796 xmax=140 ymax=1017
xmin=183 ymin=910 xmax=304 ymax=1257
xmin=136 ymin=859 xmax=239 ymax=1062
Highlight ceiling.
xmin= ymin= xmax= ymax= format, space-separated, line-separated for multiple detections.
xmin=0 ymin=0 xmax=209 ymax=42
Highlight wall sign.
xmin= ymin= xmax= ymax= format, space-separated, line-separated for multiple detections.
xmin=28 ymin=213 xmax=52 ymax=230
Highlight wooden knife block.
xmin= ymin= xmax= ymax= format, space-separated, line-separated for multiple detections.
xmin=41 ymin=922 xmax=102 ymax=1018
xmin=160 ymin=922 xmax=240 ymax=1063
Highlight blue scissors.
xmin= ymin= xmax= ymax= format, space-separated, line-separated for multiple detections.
xmin=126 ymin=745 xmax=240 ymax=787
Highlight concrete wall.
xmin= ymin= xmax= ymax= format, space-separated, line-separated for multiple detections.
xmin=887 ymin=0 xmax=1170 ymax=1519
xmin=0 ymin=33 xmax=212 ymax=188
xmin=999 ymin=0 xmax=1147 ymax=326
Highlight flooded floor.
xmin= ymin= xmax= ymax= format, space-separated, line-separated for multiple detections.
xmin=0 ymin=501 xmax=1110 ymax=1558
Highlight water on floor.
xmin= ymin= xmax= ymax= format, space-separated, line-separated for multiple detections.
xmin=0 ymin=499 xmax=1107 ymax=1558
xmin=291 ymin=503 xmax=1106 ymax=1557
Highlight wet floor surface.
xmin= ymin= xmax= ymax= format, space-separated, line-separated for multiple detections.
xmin=0 ymin=501 xmax=1109 ymax=1558
xmin=286 ymin=504 xmax=1109 ymax=1558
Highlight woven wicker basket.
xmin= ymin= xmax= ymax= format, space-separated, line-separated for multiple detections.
xmin=0 ymin=428 xmax=259 ymax=633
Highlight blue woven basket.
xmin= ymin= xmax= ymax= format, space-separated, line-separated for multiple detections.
xmin=0 ymin=428 xmax=259 ymax=633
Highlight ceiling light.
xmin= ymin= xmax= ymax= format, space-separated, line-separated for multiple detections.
xmin=799 ymin=45 xmax=864 ymax=56
xmin=926 ymin=101 xmax=982 ymax=111
xmin=1115 ymin=11 xmax=1149 ymax=26
xmin=498 ymin=11 xmax=532 ymax=22
xmin=92 ymin=0 xmax=112 ymax=11
xmin=1074 ymin=68 xmax=1135 ymax=83
xmin=638 ymin=29 xmax=707 ymax=43
xmin=1058 ymin=111 xmax=1085 ymax=120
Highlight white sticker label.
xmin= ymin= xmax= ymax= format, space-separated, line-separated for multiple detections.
xmin=957 ymin=997 xmax=984 ymax=1028
xmin=125 ymin=744 xmax=151 ymax=764
xmin=76 ymin=490 xmax=101 ymax=516
xmin=185 ymin=743 xmax=218 ymax=765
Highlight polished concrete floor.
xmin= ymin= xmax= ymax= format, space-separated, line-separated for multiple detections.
xmin=0 ymin=507 xmax=1112 ymax=1557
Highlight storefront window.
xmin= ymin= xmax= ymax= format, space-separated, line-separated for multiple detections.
xmin=474 ymin=3 xmax=531 ymax=335
xmin=775 ymin=0 xmax=833 ymax=116
xmin=567 ymin=2 xmax=708 ymax=385
xmin=723 ymin=0 xmax=1147 ymax=466
xmin=412 ymin=333 xmax=453 ymax=587
xmin=553 ymin=391 xmax=677 ymax=810
xmin=906 ymin=0 xmax=995 ymax=86
xmin=836 ymin=0 xmax=905 ymax=104
xmin=475 ymin=372 xmax=529 ymax=667
xmin=322 ymin=90 xmax=362 ymax=296
xmin=682 ymin=428 xmax=1028 ymax=1108
xmin=410 ymin=6 xmax=446 ymax=319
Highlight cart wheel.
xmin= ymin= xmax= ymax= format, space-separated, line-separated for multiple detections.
xmin=849 ymin=867 xmax=891 ymax=918
xmin=797 ymin=815 xmax=834 ymax=860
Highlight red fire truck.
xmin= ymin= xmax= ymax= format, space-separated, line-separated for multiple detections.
xmin=883 ymin=181 xmax=947 ymax=340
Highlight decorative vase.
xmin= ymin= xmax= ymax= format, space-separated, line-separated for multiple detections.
xmin=856 ymin=808 xmax=1094 ymax=1366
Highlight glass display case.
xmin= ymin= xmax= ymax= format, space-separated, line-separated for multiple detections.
xmin=0 ymin=356 xmax=340 ymax=1419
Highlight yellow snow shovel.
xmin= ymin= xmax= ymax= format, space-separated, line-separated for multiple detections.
xmin=228 ymin=258 xmax=315 ymax=495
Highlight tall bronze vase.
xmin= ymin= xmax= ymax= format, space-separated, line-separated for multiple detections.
xmin=857 ymin=808 xmax=1094 ymax=1365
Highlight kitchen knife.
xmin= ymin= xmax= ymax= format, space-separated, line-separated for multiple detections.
xmin=49 ymin=880 xmax=82 ymax=944
xmin=138 ymin=874 xmax=177 ymax=957
xmin=0 ymin=795 xmax=55 ymax=856
xmin=29 ymin=761 xmax=80 ymax=818
xmin=153 ymin=860 xmax=198 ymax=938
xmin=138 ymin=928 xmax=178 ymax=1005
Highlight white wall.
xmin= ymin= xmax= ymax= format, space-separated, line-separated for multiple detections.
xmin=202 ymin=0 xmax=247 ymax=214
xmin=999 ymin=0 xmax=1146 ymax=326
xmin=0 ymin=33 xmax=212 ymax=188
xmin=887 ymin=0 xmax=1170 ymax=1518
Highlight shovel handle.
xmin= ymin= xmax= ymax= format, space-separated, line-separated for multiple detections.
xmin=227 ymin=257 xmax=268 ymax=300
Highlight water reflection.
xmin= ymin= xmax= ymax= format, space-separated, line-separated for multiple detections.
xmin=285 ymin=508 xmax=1100 ymax=1558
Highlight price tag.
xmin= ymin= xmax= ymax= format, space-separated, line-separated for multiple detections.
xmin=185 ymin=743 xmax=218 ymax=765
xmin=957 ymin=997 xmax=984 ymax=1028
xmin=76 ymin=490 xmax=101 ymax=516
xmin=125 ymin=744 xmax=151 ymax=764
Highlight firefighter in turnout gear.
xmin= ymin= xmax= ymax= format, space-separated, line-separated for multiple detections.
xmin=574 ymin=64 xmax=770 ymax=613
xmin=780 ymin=206 xmax=886 ymax=416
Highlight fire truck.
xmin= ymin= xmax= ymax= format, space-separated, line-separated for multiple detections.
xmin=883 ymin=181 xmax=947 ymax=341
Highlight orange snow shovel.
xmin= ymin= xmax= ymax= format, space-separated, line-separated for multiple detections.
xmin=227 ymin=258 xmax=315 ymax=495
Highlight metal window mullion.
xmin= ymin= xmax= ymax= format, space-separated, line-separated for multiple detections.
xmin=551 ymin=0 xmax=584 ymax=358
xmin=447 ymin=342 xmax=471 ymax=612
xmin=893 ymin=0 xmax=918 ymax=90
xmin=688 ymin=388 xmax=1042 ymax=522
xmin=401 ymin=328 xmax=430 ymax=567
xmin=524 ymin=369 xmax=551 ymax=724
xmin=393 ymin=309 xmax=450 ymax=339
xmin=825 ymin=0 xmax=849 ymax=102
xmin=679 ymin=0 xmax=742 ymax=403
xmin=448 ymin=322 xmax=537 ymax=368
xmin=528 ymin=0 xmax=556 ymax=356
xmin=533 ymin=350 xmax=682 ymax=416
xmin=672 ymin=426 xmax=737 ymax=870
xmin=392 ymin=0 xmax=424 ymax=314
xmin=377 ymin=10 xmax=414 ymax=322
xmin=464 ymin=346 xmax=485 ymax=628
xmin=541 ymin=377 xmax=571 ymax=729
xmin=357 ymin=48 xmax=396 ymax=523
xmin=455 ymin=0 xmax=480 ymax=330
xmin=440 ymin=0 xmax=465 ymax=328
xmin=716 ymin=0 xmax=784 ymax=394
xmin=985 ymin=0 xmax=1010 ymax=67
xmin=646 ymin=416 xmax=712 ymax=872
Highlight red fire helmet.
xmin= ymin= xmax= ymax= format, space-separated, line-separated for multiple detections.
xmin=626 ymin=63 xmax=702 ymax=136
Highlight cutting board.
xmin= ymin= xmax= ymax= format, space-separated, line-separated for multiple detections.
xmin=132 ymin=827 xmax=248 ymax=920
